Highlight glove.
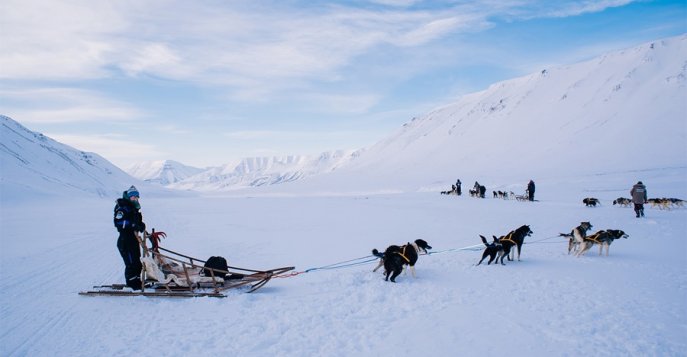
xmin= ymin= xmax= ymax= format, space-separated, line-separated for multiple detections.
xmin=135 ymin=222 xmax=146 ymax=232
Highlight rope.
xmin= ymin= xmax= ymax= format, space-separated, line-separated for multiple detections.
xmin=426 ymin=243 xmax=484 ymax=255
xmin=273 ymin=255 xmax=378 ymax=278
xmin=523 ymin=235 xmax=566 ymax=244
xmin=273 ymin=236 xmax=567 ymax=278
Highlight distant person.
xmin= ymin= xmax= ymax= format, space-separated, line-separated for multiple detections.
xmin=527 ymin=180 xmax=535 ymax=201
xmin=114 ymin=185 xmax=146 ymax=290
xmin=630 ymin=181 xmax=647 ymax=218
xmin=456 ymin=179 xmax=462 ymax=195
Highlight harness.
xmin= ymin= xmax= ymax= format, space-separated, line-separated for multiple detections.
xmin=583 ymin=231 xmax=605 ymax=244
xmin=394 ymin=244 xmax=412 ymax=263
xmin=499 ymin=231 xmax=517 ymax=245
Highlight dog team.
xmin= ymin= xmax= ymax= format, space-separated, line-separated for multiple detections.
xmin=374 ymin=180 xmax=684 ymax=282
xmin=371 ymin=220 xmax=630 ymax=283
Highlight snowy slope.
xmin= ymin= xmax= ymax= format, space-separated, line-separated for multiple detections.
xmin=276 ymin=35 xmax=687 ymax=194
xmin=121 ymin=35 xmax=685 ymax=195
xmin=0 ymin=115 xmax=140 ymax=199
xmin=126 ymin=160 xmax=204 ymax=185
xmin=169 ymin=150 xmax=357 ymax=191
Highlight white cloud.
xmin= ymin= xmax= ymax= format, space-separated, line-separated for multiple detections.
xmin=46 ymin=133 xmax=166 ymax=167
xmin=1 ymin=87 xmax=144 ymax=123
xmin=544 ymin=0 xmax=636 ymax=18
xmin=0 ymin=0 xmax=644 ymax=107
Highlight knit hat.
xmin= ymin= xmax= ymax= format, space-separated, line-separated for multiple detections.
xmin=126 ymin=185 xmax=140 ymax=198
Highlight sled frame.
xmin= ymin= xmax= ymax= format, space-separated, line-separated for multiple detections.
xmin=80 ymin=232 xmax=294 ymax=298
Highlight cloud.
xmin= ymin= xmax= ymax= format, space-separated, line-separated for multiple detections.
xmin=543 ymin=0 xmax=636 ymax=18
xmin=0 ymin=0 xmax=642 ymax=103
xmin=1 ymin=87 xmax=144 ymax=123
xmin=46 ymin=133 xmax=166 ymax=167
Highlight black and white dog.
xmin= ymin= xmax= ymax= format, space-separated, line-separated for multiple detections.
xmin=576 ymin=229 xmax=629 ymax=257
xmin=372 ymin=239 xmax=432 ymax=282
xmin=476 ymin=225 xmax=533 ymax=266
xmin=560 ymin=221 xmax=593 ymax=255
xmin=477 ymin=235 xmax=503 ymax=265
xmin=486 ymin=225 xmax=533 ymax=265
xmin=583 ymin=197 xmax=600 ymax=207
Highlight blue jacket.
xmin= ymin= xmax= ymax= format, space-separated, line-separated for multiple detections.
xmin=114 ymin=198 xmax=145 ymax=233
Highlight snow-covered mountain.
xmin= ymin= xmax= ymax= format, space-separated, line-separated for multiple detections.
xmin=3 ymin=35 xmax=686 ymax=196
xmin=168 ymin=150 xmax=357 ymax=191
xmin=279 ymin=34 xmax=687 ymax=193
xmin=126 ymin=160 xmax=204 ymax=185
xmin=0 ymin=115 xmax=139 ymax=199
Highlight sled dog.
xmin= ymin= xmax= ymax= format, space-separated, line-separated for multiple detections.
xmin=613 ymin=197 xmax=632 ymax=207
xmin=583 ymin=198 xmax=600 ymax=207
xmin=481 ymin=225 xmax=533 ymax=265
xmin=576 ymin=229 xmax=628 ymax=257
xmin=477 ymin=235 xmax=503 ymax=265
xmin=560 ymin=222 xmax=593 ymax=255
xmin=372 ymin=239 xmax=432 ymax=282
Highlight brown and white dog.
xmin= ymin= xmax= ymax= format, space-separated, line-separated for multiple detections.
xmin=372 ymin=239 xmax=432 ymax=282
xmin=560 ymin=222 xmax=593 ymax=255
xmin=576 ymin=229 xmax=629 ymax=257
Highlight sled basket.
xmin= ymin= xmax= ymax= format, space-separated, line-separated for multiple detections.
xmin=80 ymin=231 xmax=294 ymax=298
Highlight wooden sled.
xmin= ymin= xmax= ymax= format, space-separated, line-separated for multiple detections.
xmin=80 ymin=231 xmax=294 ymax=298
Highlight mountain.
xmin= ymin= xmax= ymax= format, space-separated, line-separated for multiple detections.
xmin=168 ymin=150 xmax=357 ymax=191
xmin=126 ymin=160 xmax=204 ymax=185
xmin=279 ymin=34 xmax=687 ymax=193
xmin=0 ymin=115 xmax=139 ymax=199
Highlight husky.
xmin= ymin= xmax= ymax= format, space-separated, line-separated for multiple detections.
xmin=477 ymin=235 xmax=503 ymax=265
xmin=576 ymin=229 xmax=629 ymax=257
xmin=371 ymin=239 xmax=432 ymax=282
xmin=583 ymin=198 xmax=600 ymax=207
xmin=560 ymin=222 xmax=593 ymax=255
xmin=613 ymin=197 xmax=632 ymax=207
xmin=480 ymin=225 xmax=533 ymax=265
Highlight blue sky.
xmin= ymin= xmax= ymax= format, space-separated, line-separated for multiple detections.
xmin=1 ymin=0 xmax=685 ymax=168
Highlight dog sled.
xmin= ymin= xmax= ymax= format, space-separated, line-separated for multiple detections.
xmin=79 ymin=231 xmax=294 ymax=298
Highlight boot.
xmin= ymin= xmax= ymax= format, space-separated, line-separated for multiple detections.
xmin=127 ymin=276 xmax=142 ymax=291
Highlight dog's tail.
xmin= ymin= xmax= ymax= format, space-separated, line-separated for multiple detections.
xmin=372 ymin=249 xmax=384 ymax=258
xmin=480 ymin=235 xmax=489 ymax=247
xmin=559 ymin=232 xmax=573 ymax=238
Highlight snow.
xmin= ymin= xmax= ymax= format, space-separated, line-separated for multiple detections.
xmin=2 ymin=34 xmax=687 ymax=356
xmin=1 ymin=171 xmax=686 ymax=356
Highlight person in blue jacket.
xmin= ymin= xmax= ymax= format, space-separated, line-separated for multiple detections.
xmin=113 ymin=185 xmax=146 ymax=290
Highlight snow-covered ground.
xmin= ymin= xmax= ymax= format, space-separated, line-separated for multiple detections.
xmin=1 ymin=168 xmax=685 ymax=356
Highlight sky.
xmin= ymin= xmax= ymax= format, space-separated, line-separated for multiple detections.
xmin=1 ymin=0 xmax=685 ymax=169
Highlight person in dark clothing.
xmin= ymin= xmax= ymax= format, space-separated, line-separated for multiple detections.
xmin=527 ymin=180 xmax=535 ymax=201
xmin=630 ymin=181 xmax=647 ymax=218
xmin=455 ymin=179 xmax=462 ymax=195
xmin=114 ymin=185 xmax=146 ymax=290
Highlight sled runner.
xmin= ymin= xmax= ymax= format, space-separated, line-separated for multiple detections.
xmin=79 ymin=231 xmax=294 ymax=298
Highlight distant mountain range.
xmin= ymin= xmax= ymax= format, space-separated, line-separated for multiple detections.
xmin=127 ymin=151 xmax=358 ymax=191
xmin=3 ymin=34 xmax=686 ymax=197
xmin=126 ymin=160 xmax=204 ymax=186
